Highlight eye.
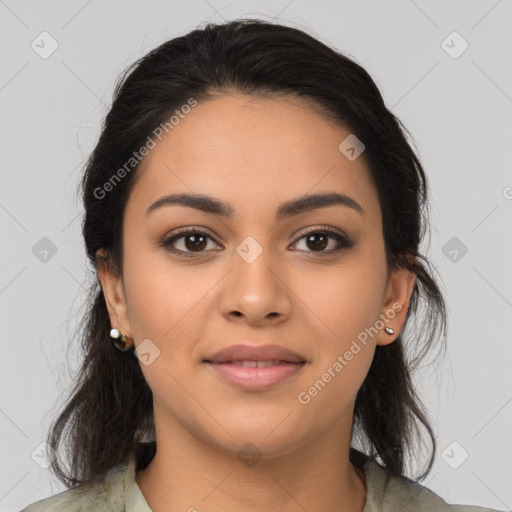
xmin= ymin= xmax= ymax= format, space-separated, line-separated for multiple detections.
xmin=161 ymin=228 xmax=221 ymax=257
xmin=160 ymin=226 xmax=354 ymax=258
xmin=291 ymin=226 xmax=354 ymax=256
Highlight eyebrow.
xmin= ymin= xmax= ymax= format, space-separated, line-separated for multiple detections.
xmin=145 ymin=192 xmax=364 ymax=220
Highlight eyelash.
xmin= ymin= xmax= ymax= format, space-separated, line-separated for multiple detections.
xmin=160 ymin=226 xmax=354 ymax=258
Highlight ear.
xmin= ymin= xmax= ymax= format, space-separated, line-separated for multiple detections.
xmin=96 ymin=248 xmax=132 ymax=338
xmin=376 ymin=259 xmax=416 ymax=347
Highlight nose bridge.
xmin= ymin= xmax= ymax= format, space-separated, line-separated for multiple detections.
xmin=234 ymin=234 xmax=280 ymax=297
xmin=220 ymin=233 xmax=291 ymax=322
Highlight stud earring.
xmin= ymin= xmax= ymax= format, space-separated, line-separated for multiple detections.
xmin=384 ymin=326 xmax=395 ymax=335
xmin=110 ymin=328 xmax=134 ymax=352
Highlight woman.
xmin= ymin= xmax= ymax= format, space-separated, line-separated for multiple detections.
xmin=22 ymin=18 xmax=503 ymax=512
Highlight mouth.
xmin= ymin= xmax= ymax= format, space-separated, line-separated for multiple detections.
xmin=204 ymin=343 xmax=307 ymax=365
xmin=203 ymin=360 xmax=306 ymax=391
xmin=202 ymin=343 xmax=307 ymax=391
xmin=222 ymin=359 xmax=305 ymax=368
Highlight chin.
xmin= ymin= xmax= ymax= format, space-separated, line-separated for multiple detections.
xmin=198 ymin=420 xmax=313 ymax=460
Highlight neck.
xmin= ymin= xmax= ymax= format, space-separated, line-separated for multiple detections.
xmin=135 ymin=407 xmax=367 ymax=512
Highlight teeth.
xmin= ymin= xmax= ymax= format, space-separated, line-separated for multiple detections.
xmin=230 ymin=360 xmax=284 ymax=368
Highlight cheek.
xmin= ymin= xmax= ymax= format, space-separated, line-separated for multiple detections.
xmin=295 ymin=260 xmax=386 ymax=345
xmin=295 ymin=266 xmax=381 ymax=408
xmin=122 ymin=241 xmax=203 ymax=339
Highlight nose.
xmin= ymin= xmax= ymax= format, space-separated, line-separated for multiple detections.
xmin=219 ymin=246 xmax=292 ymax=327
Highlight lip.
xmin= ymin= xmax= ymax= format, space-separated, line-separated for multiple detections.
xmin=205 ymin=361 xmax=306 ymax=391
xmin=204 ymin=343 xmax=306 ymax=364
xmin=203 ymin=343 xmax=307 ymax=392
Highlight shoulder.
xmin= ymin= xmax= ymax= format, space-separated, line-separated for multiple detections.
xmin=363 ymin=459 xmax=504 ymax=512
xmin=20 ymin=461 xmax=128 ymax=512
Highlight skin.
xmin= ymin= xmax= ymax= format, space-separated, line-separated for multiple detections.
xmin=97 ymin=93 xmax=416 ymax=512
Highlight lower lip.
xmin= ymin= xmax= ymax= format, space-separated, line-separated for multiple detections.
xmin=205 ymin=361 xmax=306 ymax=391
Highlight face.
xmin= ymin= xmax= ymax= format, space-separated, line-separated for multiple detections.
xmin=98 ymin=93 xmax=415 ymax=460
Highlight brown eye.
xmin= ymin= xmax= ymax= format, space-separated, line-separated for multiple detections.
xmin=304 ymin=232 xmax=329 ymax=251
xmin=292 ymin=227 xmax=354 ymax=256
xmin=183 ymin=233 xmax=208 ymax=251
xmin=161 ymin=229 xmax=220 ymax=256
xmin=161 ymin=226 xmax=354 ymax=259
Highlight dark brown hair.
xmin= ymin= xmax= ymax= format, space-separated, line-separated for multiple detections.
xmin=47 ymin=18 xmax=447 ymax=489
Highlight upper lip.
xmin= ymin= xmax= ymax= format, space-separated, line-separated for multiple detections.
xmin=204 ymin=344 xmax=306 ymax=364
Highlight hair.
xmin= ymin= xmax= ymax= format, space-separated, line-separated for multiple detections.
xmin=46 ymin=18 xmax=447 ymax=490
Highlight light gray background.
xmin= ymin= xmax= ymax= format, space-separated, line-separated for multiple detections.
xmin=1 ymin=1 xmax=511 ymax=511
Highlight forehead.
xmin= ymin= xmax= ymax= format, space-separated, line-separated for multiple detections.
xmin=126 ymin=94 xmax=381 ymax=224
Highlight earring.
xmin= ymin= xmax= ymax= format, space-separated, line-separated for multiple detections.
xmin=384 ymin=326 xmax=395 ymax=335
xmin=110 ymin=328 xmax=134 ymax=352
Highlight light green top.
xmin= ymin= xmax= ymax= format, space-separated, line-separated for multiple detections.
xmin=21 ymin=453 xmax=504 ymax=512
